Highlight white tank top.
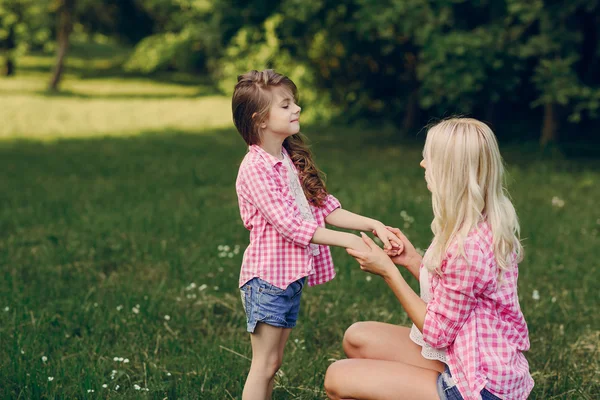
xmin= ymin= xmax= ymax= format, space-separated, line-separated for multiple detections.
xmin=282 ymin=152 xmax=320 ymax=256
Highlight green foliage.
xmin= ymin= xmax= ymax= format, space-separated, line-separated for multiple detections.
xmin=218 ymin=13 xmax=339 ymax=122
xmin=0 ymin=0 xmax=52 ymax=55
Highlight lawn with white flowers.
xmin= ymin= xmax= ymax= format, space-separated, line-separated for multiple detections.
xmin=1 ymin=46 xmax=599 ymax=399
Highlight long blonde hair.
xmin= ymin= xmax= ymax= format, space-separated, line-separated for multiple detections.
xmin=422 ymin=118 xmax=523 ymax=277
xmin=232 ymin=69 xmax=329 ymax=206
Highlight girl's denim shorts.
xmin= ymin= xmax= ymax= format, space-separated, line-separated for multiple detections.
xmin=437 ymin=366 xmax=501 ymax=400
xmin=240 ymin=277 xmax=306 ymax=333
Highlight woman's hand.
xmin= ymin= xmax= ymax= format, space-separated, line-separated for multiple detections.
xmin=374 ymin=227 xmax=423 ymax=277
xmin=346 ymin=233 xmax=397 ymax=279
xmin=372 ymin=223 xmax=404 ymax=255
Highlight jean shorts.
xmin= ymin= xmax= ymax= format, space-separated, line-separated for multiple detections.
xmin=240 ymin=277 xmax=306 ymax=333
xmin=437 ymin=366 xmax=501 ymax=400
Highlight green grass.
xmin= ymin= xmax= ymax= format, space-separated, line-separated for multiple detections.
xmin=0 ymin=42 xmax=599 ymax=399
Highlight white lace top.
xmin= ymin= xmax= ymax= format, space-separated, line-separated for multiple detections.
xmin=409 ymin=266 xmax=447 ymax=363
xmin=282 ymin=152 xmax=320 ymax=256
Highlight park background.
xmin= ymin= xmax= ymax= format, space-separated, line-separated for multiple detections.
xmin=0 ymin=0 xmax=599 ymax=398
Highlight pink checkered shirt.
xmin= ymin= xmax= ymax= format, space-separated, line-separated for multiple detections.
xmin=422 ymin=222 xmax=534 ymax=400
xmin=236 ymin=145 xmax=341 ymax=290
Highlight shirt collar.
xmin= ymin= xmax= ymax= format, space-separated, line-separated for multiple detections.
xmin=250 ymin=144 xmax=286 ymax=168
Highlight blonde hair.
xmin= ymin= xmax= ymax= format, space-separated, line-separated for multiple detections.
xmin=422 ymin=118 xmax=523 ymax=278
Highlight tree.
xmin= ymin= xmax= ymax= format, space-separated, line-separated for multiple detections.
xmin=0 ymin=0 xmax=52 ymax=76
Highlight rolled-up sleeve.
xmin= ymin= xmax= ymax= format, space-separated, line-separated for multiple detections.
xmin=240 ymin=160 xmax=318 ymax=247
xmin=320 ymin=194 xmax=342 ymax=217
xmin=421 ymin=241 xmax=485 ymax=349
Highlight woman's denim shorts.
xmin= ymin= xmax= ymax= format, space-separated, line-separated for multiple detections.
xmin=240 ymin=277 xmax=306 ymax=333
xmin=437 ymin=366 xmax=501 ymax=400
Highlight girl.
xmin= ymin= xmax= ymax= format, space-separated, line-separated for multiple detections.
xmin=232 ymin=69 xmax=403 ymax=400
xmin=326 ymin=118 xmax=534 ymax=400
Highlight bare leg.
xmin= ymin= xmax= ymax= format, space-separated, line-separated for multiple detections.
xmin=242 ymin=323 xmax=287 ymax=400
xmin=324 ymin=359 xmax=440 ymax=400
xmin=267 ymin=328 xmax=292 ymax=399
xmin=343 ymin=321 xmax=445 ymax=373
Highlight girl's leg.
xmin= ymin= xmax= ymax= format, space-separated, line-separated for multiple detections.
xmin=343 ymin=321 xmax=445 ymax=372
xmin=266 ymin=327 xmax=292 ymax=399
xmin=242 ymin=323 xmax=288 ymax=400
xmin=324 ymin=359 xmax=440 ymax=400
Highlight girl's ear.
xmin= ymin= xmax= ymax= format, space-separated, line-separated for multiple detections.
xmin=252 ymin=112 xmax=267 ymax=129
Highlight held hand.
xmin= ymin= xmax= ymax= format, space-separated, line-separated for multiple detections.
xmin=377 ymin=226 xmax=421 ymax=270
xmin=373 ymin=224 xmax=404 ymax=255
xmin=346 ymin=232 xmax=396 ymax=279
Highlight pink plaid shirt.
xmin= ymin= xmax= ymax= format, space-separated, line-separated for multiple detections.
xmin=422 ymin=222 xmax=534 ymax=400
xmin=236 ymin=145 xmax=341 ymax=290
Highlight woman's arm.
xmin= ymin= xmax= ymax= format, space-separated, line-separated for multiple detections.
xmin=347 ymin=233 xmax=427 ymax=330
xmin=382 ymin=227 xmax=422 ymax=280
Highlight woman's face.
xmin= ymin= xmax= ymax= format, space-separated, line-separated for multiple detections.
xmin=420 ymin=158 xmax=431 ymax=192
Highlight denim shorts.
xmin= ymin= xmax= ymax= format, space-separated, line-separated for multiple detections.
xmin=240 ymin=277 xmax=306 ymax=333
xmin=437 ymin=366 xmax=501 ymax=400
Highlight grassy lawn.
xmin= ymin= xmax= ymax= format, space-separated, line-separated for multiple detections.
xmin=0 ymin=42 xmax=599 ymax=399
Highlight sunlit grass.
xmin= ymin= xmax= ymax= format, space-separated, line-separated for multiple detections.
xmin=0 ymin=42 xmax=598 ymax=398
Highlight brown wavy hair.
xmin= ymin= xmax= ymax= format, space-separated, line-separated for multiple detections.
xmin=232 ymin=69 xmax=329 ymax=206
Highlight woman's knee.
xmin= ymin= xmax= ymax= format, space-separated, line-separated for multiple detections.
xmin=342 ymin=322 xmax=372 ymax=357
xmin=324 ymin=361 xmax=346 ymax=400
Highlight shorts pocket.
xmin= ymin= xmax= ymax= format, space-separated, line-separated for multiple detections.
xmin=240 ymin=286 xmax=252 ymax=316
xmin=258 ymin=280 xmax=286 ymax=295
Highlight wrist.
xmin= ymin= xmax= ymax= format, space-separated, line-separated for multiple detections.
xmin=383 ymin=265 xmax=402 ymax=284
xmin=368 ymin=220 xmax=384 ymax=231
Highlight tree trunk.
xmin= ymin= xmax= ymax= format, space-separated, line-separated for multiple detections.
xmin=48 ymin=0 xmax=75 ymax=91
xmin=4 ymin=57 xmax=15 ymax=76
xmin=3 ymin=25 xmax=16 ymax=76
xmin=540 ymin=102 xmax=558 ymax=147
xmin=402 ymin=52 xmax=419 ymax=133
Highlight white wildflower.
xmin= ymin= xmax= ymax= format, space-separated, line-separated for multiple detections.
xmin=41 ymin=356 xmax=47 ymax=363
xmin=218 ymin=245 xmax=224 ymax=251
xmin=87 ymin=389 xmax=94 ymax=393
xmin=4 ymin=306 xmax=9 ymax=312
xmin=132 ymin=307 xmax=140 ymax=314
xmin=365 ymin=276 xmax=372 ymax=282
xmin=214 ymin=286 xmax=219 ymax=291
xmin=551 ymin=297 xmax=557 ymax=303
xmin=116 ymin=305 xmax=123 ymax=311
xmin=532 ymin=290 xmax=540 ymax=301
xmin=199 ymin=284 xmax=208 ymax=291
xmin=123 ymin=358 xmax=129 ymax=363
xmin=164 ymin=315 xmax=171 ymax=321
xmin=115 ymin=385 xmax=120 ymax=390
xmin=228 ymin=252 xmax=234 ymax=258
xmin=47 ymin=377 xmax=54 ymax=381
xmin=102 ymin=384 xmax=108 ymax=388
xmin=134 ymin=384 xmax=141 ymax=390
xmin=551 ymin=196 xmax=565 ymax=208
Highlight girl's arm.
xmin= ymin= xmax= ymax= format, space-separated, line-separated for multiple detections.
xmin=325 ymin=209 xmax=403 ymax=252
xmin=312 ymin=227 xmax=370 ymax=252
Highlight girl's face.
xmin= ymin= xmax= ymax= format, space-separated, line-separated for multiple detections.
xmin=260 ymin=86 xmax=301 ymax=139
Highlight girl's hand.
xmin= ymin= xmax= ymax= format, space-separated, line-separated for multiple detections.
xmin=373 ymin=224 xmax=404 ymax=255
xmin=376 ymin=227 xmax=422 ymax=271
xmin=346 ymin=233 xmax=397 ymax=279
